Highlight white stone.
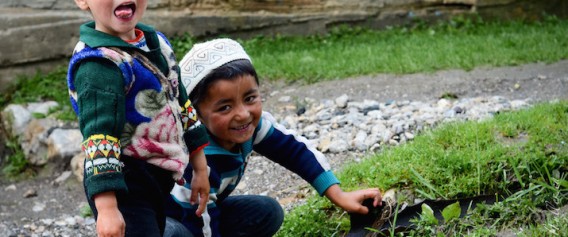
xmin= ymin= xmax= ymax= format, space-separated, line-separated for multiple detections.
xmin=47 ymin=129 xmax=83 ymax=161
xmin=70 ymin=153 xmax=85 ymax=182
xmin=437 ymin=98 xmax=452 ymax=109
xmin=2 ymin=104 xmax=32 ymax=136
xmin=22 ymin=118 xmax=59 ymax=165
xmin=352 ymin=130 xmax=368 ymax=151
xmin=328 ymin=139 xmax=349 ymax=153
xmin=65 ymin=216 xmax=76 ymax=226
xmin=404 ymin=132 xmax=415 ymax=140
xmin=4 ymin=184 xmax=16 ymax=191
xmin=54 ymin=171 xmax=72 ymax=183
xmin=27 ymin=101 xmax=59 ymax=115
xmin=32 ymin=202 xmax=46 ymax=212
xmin=334 ymin=94 xmax=349 ymax=108
xmin=278 ymin=96 xmax=291 ymax=102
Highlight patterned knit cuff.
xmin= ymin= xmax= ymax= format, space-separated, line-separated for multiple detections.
xmin=81 ymin=134 xmax=126 ymax=199
xmin=82 ymin=134 xmax=122 ymax=176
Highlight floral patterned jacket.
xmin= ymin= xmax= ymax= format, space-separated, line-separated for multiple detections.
xmin=67 ymin=22 xmax=208 ymax=200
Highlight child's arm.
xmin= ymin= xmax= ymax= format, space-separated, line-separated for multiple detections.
xmin=71 ymin=60 xmax=129 ymax=236
xmin=253 ymin=112 xmax=382 ymax=213
xmin=188 ymin=149 xmax=210 ymax=217
xmin=93 ymin=191 xmax=125 ymax=237
xmin=176 ymin=74 xmax=210 ymax=216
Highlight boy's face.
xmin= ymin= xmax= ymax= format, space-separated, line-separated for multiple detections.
xmin=74 ymin=0 xmax=147 ymax=41
xmin=197 ymin=75 xmax=262 ymax=152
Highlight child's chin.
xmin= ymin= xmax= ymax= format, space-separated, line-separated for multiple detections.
xmin=230 ymin=131 xmax=254 ymax=143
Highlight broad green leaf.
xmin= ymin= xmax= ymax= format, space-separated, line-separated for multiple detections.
xmin=421 ymin=203 xmax=438 ymax=225
xmin=442 ymin=201 xmax=462 ymax=222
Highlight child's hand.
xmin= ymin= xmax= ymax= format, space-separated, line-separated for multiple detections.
xmin=190 ymin=168 xmax=210 ymax=217
xmin=94 ymin=192 xmax=125 ymax=237
xmin=189 ymin=149 xmax=210 ymax=217
xmin=324 ymin=184 xmax=382 ymax=214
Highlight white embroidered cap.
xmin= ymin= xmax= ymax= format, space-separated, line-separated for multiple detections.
xmin=179 ymin=38 xmax=252 ymax=94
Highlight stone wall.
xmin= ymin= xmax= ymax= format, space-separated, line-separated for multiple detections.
xmin=0 ymin=0 xmax=566 ymax=90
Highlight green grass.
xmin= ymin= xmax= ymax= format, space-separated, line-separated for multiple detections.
xmin=0 ymin=66 xmax=76 ymax=121
xmin=276 ymin=101 xmax=568 ymax=236
xmin=174 ymin=15 xmax=568 ymax=83
xmin=517 ymin=211 xmax=568 ymax=237
xmin=1 ymin=135 xmax=32 ymax=178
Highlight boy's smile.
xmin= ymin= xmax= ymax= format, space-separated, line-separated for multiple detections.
xmin=74 ymin=0 xmax=146 ymax=41
xmin=197 ymin=75 xmax=262 ymax=153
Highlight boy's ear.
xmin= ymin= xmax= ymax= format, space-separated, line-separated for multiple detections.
xmin=74 ymin=0 xmax=89 ymax=10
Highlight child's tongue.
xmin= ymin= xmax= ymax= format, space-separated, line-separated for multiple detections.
xmin=115 ymin=5 xmax=133 ymax=18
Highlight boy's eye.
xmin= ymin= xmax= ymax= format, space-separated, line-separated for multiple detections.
xmin=245 ymin=95 xmax=257 ymax=103
xmin=217 ymin=105 xmax=231 ymax=112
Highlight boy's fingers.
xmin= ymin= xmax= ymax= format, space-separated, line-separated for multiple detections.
xmin=199 ymin=192 xmax=208 ymax=210
xmin=374 ymin=194 xmax=382 ymax=206
xmin=360 ymin=206 xmax=369 ymax=214
xmin=195 ymin=206 xmax=203 ymax=217
xmin=373 ymin=190 xmax=382 ymax=206
xmin=190 ymin=191 xmax=198 ymax=205
xmin=194 ymin=193 xmax=208 ymax=217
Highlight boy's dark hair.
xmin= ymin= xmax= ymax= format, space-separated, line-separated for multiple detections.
xmin=189 ymin=59 xmax=259 ymax=113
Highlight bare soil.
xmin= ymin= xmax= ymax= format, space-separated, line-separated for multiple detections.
xmin=261 ymin=60 xmax=568 ymax=110
xmin=1 ymin=60 xmax=567 ymax=228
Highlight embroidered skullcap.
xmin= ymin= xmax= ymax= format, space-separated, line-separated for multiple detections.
xmin=179 ymin=38 xmax=251 ymax=94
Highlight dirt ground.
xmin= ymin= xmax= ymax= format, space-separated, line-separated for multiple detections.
xmin=1 ymin=60 xmax=567 ymax=227
xmin=261 ymin=60 xmax=568 ymax=110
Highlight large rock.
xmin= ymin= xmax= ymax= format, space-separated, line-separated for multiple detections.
xmin=47 ymin=128 xmax=82 ymax=163
xmin=70 ymin=152 xmax=85 ymax=182
xmin=1 ymin=104 xmax=32 ymax=136
xmin=22 ymin=118 xmax=59 ymax=166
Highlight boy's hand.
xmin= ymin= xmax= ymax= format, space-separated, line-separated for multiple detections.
xmin=189 ymin=149 xmax=210 ymax=217
xmin=94 ymin=192 xmax=125 ymax=237
xmin=324 ymin=184 xmax=382 ymax=214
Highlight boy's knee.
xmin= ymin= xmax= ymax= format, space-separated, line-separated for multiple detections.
xmin=256 ymin=196 xmax=284 ymax=235
xmin=164 ymin=217 xmax=194 ymax=237
xmin=262 ymin=197 xmax=284 ymax=223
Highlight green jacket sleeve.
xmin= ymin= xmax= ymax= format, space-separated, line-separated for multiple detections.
xmin=74 ymin=59 xmax=128 ymax=200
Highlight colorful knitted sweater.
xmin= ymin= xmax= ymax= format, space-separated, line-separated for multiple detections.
xmin=67 ymin=22 xmax=208 ymax=200
xmin=166 ymin=112 xmax=340 ymax=237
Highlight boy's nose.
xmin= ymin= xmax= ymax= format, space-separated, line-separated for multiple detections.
xmin=234 ymin=104 xmax=250 ymax=120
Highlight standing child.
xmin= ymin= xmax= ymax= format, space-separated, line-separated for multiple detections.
xmin=67 ymin=0 xmax=210 ymax=236
xmin=166 ymin=38 xmax=382 ymax=237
